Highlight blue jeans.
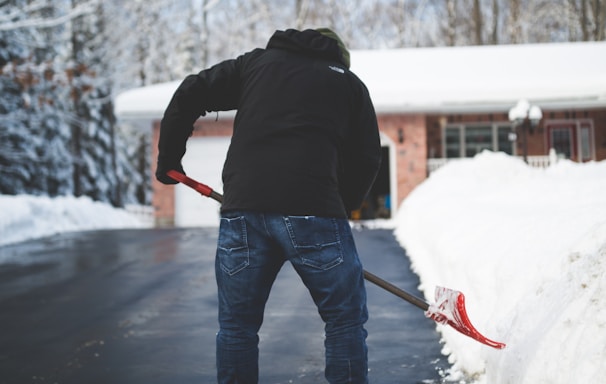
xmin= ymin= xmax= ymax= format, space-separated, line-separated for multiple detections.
xmin=215 ymin=211 xmax=368 ymax=384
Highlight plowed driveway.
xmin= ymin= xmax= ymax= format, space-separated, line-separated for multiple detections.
xmin=0 ymin=228 xmax=453 ymax=383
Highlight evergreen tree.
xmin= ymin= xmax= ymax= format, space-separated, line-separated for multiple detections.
xmin=1 ymin=1 xmax=143 ymax=205
xmin=0 ymin=0 xmax=73 ymax=196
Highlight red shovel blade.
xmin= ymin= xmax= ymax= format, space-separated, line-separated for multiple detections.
xmin=425 ymin=287 xmax=506 ymax=349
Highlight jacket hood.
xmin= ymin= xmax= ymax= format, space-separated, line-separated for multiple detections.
xmin=266 ymin=29 xmax=350 ymax=68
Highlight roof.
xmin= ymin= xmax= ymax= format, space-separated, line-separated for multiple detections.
xmin=114 ymin=41 xmax=606 ymax=119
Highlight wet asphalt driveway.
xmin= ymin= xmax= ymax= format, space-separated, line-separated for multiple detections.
xmin=0 ymin=227 xmax=453 ymax=384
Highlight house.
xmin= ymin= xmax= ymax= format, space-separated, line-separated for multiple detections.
xmin=115 ymin=41 xmax=606 ymax=226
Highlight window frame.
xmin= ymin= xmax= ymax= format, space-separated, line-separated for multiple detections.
xmin=442 ymin=122 xmax=515 ymax=158
xmin=545 ymin=119 xmax=595 ymax=162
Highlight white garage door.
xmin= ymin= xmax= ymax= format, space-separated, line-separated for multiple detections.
xmin=175 ymin=137 xmax=231 ymax=227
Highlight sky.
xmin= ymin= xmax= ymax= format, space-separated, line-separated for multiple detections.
xmin=1 ymin=151 xmax=605 ymax=383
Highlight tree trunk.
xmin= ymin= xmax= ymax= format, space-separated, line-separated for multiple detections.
xmin=509 ymin=0 xmax=522 ymax=43
xmin=581 ymin=0 xmax=590 ymax=40
xmin=491 ymin=0 xmax=499 ymax=44
xmin=70 ymin=0 xmax=83 ymax=197
xmin=446 ymin=0 xmax=457 ymax=46
xmin=200 ymin=0 xmax=210 ymax=68
xmin=295 ymin=0 xmax=308 ymax=29
xmin=473 ymin=0 xmax=484 ymax=45
xmin=591 ymin=0 xmax=606 ymax=40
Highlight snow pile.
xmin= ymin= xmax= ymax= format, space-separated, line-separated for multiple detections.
xmin=0 ymin=195 xmax=146 ymax=250
xmin=395 ymin=151 xmax=606 ymax=383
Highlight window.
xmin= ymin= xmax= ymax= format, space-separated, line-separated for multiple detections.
xmin=445 ymin=126 xmax=462 ymax=158
xmin=580 ymin=122 xmax=594 ymax=161
xmin=550 ymin=127 xmax=573 ymax=159
xmin=444 ymin=123 xmax=514 ymax=158
xmin=465 ymin=126 xmax=492 ymax=157
xmin=497 ymin=126 xmax=515 ymax=155
xmin=546 ymin=119 xmax=595 ymax=162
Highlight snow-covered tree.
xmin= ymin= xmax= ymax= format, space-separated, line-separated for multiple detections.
xmin=1 ymin=0 xmax=144 ymax=205
xmin=0 ymin=0 xmax=73 ymax=196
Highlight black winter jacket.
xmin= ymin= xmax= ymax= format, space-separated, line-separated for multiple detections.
xmin=157 ymin=29 xmax=381 ymax=218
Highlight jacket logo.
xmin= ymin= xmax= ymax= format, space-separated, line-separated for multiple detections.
xmin=328 ymin=65 xmax=345 ymax=74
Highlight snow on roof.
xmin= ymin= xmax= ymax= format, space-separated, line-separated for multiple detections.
xmin=353 ymin=41 xmax=606 ymax=113
xmin=114 ymin=41 xmax=606 ymax=118
xmin=114 ymin=80 xmax=181 ymax=120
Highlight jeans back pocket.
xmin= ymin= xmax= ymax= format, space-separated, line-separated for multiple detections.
xmin=217 ymin=216 xmax=250 ymax=276
xmin=284 ymin=216 xmax=343 ymax=270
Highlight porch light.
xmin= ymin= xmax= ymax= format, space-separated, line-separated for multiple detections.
xmin=509 ymin=99 xmax=542 ymax=163
xmin=398 ymin=128 xmax=405 ymax=144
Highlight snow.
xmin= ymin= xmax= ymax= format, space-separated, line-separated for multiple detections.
xmin=1 ymin=151 xmax=605 ymax=383
xmin=114 ymin=80 xmax=180 ymax=119
xmin=394 ymin=151 xmax=606 ymax=383
xmin=351 ymin=41 xmax=606 ymax=113
xmin=0 ymin=195 xmax=147 ymax=255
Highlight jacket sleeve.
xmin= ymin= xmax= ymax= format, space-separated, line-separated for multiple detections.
xmin=339 ymin=80 xmax=382 ymax=211
xmin=156 ymin=57 xmax=243 ymax=184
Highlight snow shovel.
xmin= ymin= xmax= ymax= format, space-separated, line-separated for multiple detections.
xmin=166 ymin=170 xmax=506 ymax=350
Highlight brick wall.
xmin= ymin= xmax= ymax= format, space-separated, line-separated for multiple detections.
xmin=376 ymin=114 xmax=427 ymax=205
xmin=150 ymin=120 xmax=175 ymax=226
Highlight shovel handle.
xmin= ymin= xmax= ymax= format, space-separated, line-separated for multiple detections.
xmin=167 ymin=170 xmax=223 ymax=204
xmin=363 ymin=270 xmax=429 ymax=311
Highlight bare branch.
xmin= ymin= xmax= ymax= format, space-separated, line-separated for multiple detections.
xmin=0 ymin=1 xmax=98 ymax=32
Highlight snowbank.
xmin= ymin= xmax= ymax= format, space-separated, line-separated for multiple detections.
xmin=395 ymin=151 xmax=606 ymax=383
xmin=0 ymin=195 xmax=146 ymax=252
